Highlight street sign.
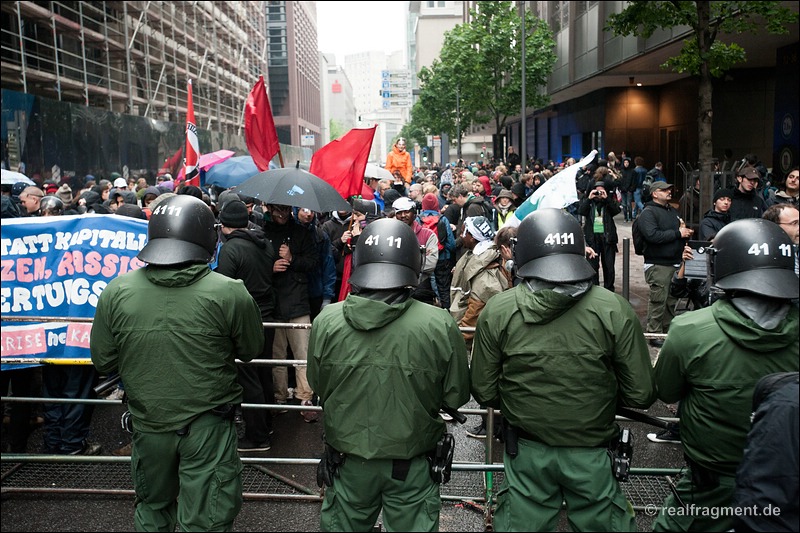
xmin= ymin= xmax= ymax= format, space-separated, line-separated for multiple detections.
xmin=301 ymin=134 xmax=315 ymax=146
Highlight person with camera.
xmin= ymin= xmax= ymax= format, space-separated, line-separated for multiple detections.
xmin=470 ymin=208 xmax=655 ymax=532
xmin=308 ymin=218 xmax=469 ymax=532
xmin=578 ymin=178 xmax=621 ymax=292
xmin=652 ymin=219 xmax=799 ymax=532
xmin=91 ymin=195 xmax=265 ymax=531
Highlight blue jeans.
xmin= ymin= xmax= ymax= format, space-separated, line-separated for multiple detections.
xmin=42 ymin=365 xmax=97 ymax=453
xmin=632 ymin=189 xmax=644 ymax=218
xmin=620 ymin=190 xmax=633 ymax=221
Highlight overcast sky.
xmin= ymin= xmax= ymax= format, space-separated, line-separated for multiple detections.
xmin=316 ymin=1 xmax=406 ymax=64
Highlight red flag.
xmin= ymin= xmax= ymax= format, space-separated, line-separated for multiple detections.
xmin=159 ymin=146 xmax=183 ymax=177
xmin=309 ymin=126 xmax=377 ymax=199
xmin=245 ymin=76 xmax=280 ymax=171
xmin=182 ymin=79 xmax=200 ymax=187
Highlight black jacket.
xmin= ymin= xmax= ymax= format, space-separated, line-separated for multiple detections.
xmin=639 ymin=201 xmax=685 ymax=266
xmin=729 ymin=187 xmax=768 ymax=222
xmin=214 ymin=227 xmax=277 ymax=320
xmin=263 ymin=218 xmax=318 ymax=320
xmin=699 ymin=209 xmax=729 ymax=241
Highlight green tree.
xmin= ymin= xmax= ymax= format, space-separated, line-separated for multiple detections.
xmin=328 ymin=119 xmax=345 ymax=141
xmin=413 ymin=1 xmax=556 ymax=156
xmin=607 ymin=1 xmax=798 ymax=171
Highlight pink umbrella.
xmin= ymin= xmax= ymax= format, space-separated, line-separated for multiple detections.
xmin=176 ymin=150 xmax=236 ymax=180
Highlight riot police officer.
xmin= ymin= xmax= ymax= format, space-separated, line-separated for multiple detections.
xmin=91 ymin=195 xmax=265 ymax=531
xmin=308 ymin=218 xmax=470 ymax=532
xmin=470 ymin=208 xmax=655 ymax=532
xmin=653 ymin=218 xmax=799 ymax=532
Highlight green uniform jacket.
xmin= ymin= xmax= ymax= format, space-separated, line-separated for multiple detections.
xmin=91 ymin=264 xmax=265 ymax=433
xmin=471 ymin=285 xmax=655 ymax=447
xmin=308 ymin=294 xmax=470 ymax=460
xmin=654 ymin=299 xmax=799 ymax=476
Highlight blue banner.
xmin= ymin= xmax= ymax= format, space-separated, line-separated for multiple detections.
xmin=1 ymin=214 xmax=148 ymax=368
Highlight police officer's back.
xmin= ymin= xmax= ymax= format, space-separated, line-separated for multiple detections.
xmin=308 ymin=218 xmax=470 ymax=532
xmin=91 ymin=195 xmax=265 ymax=531
xmin=470 ymin=208 xmax=655 ymax=532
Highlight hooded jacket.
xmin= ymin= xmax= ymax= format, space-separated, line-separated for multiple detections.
xmin=470 ymin=285 xmax=655 ymax=447
xmin=214 ymin=226 xmax=277 ymax=320
xmin=654 ymin=299 xmax=799 ymax=476
xmin=91 ymin=264 xmax=265 ymax=432
xmin=308 ymin=295 xmax=470 ymax=459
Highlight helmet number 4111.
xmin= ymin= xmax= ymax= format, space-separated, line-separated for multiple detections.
xmin=544 ymin=232 xmax=576 ymax=246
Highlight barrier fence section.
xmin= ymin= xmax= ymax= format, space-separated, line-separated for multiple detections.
xmin=2 ymin=316 xmax=679 ymax=527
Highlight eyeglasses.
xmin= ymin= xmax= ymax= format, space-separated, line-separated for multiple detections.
xmin=779 ymin=220 xmax=799 ymax=227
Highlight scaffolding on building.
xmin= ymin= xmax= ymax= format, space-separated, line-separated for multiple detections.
xmin=1 ymin=1 xmax=267 ymax=136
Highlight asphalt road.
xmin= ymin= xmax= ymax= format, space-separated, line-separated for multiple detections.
xmin=2 ymin=218 xmax=686 ymax=532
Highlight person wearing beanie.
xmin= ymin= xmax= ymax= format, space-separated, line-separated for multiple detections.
xmin=494 ymin=189 xmax=516 ymax=229
xmin=421 ymin=192 xmax=439 ymax=213
xmin=214 ymin=198 xmax=278 ymax=451
xmin=219 ymin=199 xmax=250 ymax=229
xmin=113 ymin=177 xmax=128 ymax=189
xmin=699 ymin=188 xmax=733 ymax=241
xmin=56 ymin=183 xmax=73 ymax=205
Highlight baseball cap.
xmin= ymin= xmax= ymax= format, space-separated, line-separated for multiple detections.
xmin=392 ymin=197 xmax=416 ymax=212
xmin=649 ymin=181 xmax=674 ymax=191
xmin=737 ymin=167 xmax=760 ymax=181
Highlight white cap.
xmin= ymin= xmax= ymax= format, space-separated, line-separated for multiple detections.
xmin=392 ymin=197 xmax=416 ymax=212
xmin=113 ymin=177 xmax=127 ymax=188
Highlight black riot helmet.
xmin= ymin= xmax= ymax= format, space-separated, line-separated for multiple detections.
xmin=514 ymin=208 xmax=595 ymax=282
xmin=348 ymin=218 xmax=423 ymax=290
xmin=137 ymin=195 xmax=217 ymax=266
xmin=711 ymin=218 xmax=798 ymax=299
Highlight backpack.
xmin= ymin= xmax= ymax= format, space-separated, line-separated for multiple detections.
xmin=421 ymin=213 xmax=449 ymax=253
xmin=632 ymin=212 xmax=647 ymax=256
xmin=479 ymin=198 xmax=498 ymax=231
xmin=641 ymin=173 xmax=654 ymax=203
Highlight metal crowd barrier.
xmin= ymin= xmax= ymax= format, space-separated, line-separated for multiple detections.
xmin=2 ymin=315 xmax=677 ymax=528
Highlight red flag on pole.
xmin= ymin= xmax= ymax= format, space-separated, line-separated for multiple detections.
xmin=245 ymin=76 xmax=281 ymax=171
xmin=309 ymin=126 xmax=377 ymax=200
xmin=159 ymin=146 xmax=184 ymax=177
xmin=182 ymin=79 xmax=200 ymax=187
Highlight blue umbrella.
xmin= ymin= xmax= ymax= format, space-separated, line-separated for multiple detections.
xmin=203 ymin=156 xmax=258 ymax=188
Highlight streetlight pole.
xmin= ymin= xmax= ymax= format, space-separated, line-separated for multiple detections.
xmin=519 ymin=1 xmax=526 ymax=172
xmin=456 ymin=87 xmax=462 ymax=160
